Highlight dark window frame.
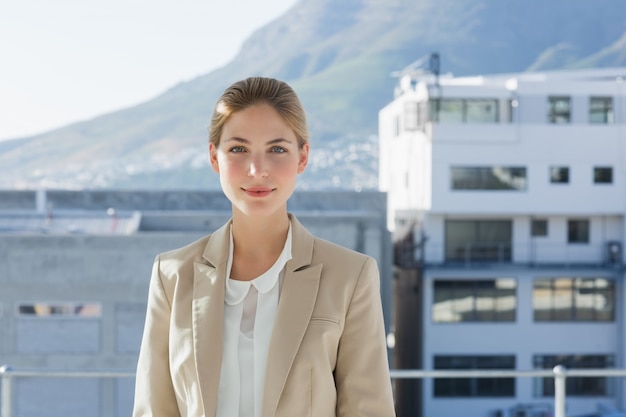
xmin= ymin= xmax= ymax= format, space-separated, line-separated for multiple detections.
xmin=451 ymin=166 xmax=527 ymax=191
xmin=589 ymin=96 xmax=613 ymax=124
xmin=568 ymin=219 xmax=590 ymax=244
xmin=550 ymin=166 xmax=569 ymax=184
xmin=534 ymin=354 xmax=614 ymax=397
xmin=533 ymin=277 xmax=615 ymax=322
xmin=445 ymin=219 xmax=513 ymax=262
xmin=434 ymin=355 xmax=516 ymax=397
xmin=548 ymin=96 xmax=571 ymax=124
xmin=531 ymin=219 xmax=548 ymax=237
xmin=433 ymin=278 xmax=517 ymax=323
xmin=431 ymin=98 xmax=500 ymax=123
xmin=594 ymin=166 xmax=613 ymax=184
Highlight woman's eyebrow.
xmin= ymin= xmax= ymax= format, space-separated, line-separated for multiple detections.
xmin=224 ymin=137 xmax=293 ymax=144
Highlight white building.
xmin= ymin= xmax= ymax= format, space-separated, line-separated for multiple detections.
xmin=379 ymin=66 xmax=626 ymax=417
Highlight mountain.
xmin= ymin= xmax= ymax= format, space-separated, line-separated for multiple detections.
xmin=3 ymin=0 xmax=626 ymax=190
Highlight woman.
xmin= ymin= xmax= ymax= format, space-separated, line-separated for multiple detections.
xmin=132 ymin=77 xmax=395 ymax=417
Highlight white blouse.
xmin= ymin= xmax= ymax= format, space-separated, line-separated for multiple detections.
xmin=215 ymin=224 xmax=292 ymax=417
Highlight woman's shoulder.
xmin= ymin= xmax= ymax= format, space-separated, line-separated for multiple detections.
xmin=311 ymin=235 xmax=375 ymax=270
xmin=159 ymin=234 xmax=211 ymax=263
xmin=154 ymin=234 xmax=213 ymax=283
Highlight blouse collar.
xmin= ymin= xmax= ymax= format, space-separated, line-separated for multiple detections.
xmin=224 ymin=223 xmax=292 ymax=306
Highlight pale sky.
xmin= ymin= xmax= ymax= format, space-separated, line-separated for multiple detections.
xmin=0 ymin=0 xmax=297 ymax=141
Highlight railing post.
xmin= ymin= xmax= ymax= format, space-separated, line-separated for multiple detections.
xmin=553 ymin=365 xmax=566 ymax=417
xmin=0 ymin=365 xmax=12 ymax=417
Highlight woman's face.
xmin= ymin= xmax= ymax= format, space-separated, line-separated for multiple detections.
xmin=210 ymin=103 xmax=309 ymax=219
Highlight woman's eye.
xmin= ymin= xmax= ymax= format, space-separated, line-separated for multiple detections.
xmin=270 ymin=146 xmax=286 ymax=153
xmin=229 ymin=146 xmax=245 ymax=153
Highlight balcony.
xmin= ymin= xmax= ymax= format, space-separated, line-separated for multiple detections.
xmin=395 ymin=240 xmax=623 ymax=269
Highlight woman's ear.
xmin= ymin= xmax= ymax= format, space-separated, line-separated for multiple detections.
xmin=297 ymin=143 xmax=309 ymax=174
xmin=209 ymin=143 xmax=220 ymax=173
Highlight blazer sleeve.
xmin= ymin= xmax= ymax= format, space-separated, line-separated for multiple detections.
xmin=132 ymin=255 xmax=181 ymax=417
xmin=335 ymin=257 xmax=396 ymax=417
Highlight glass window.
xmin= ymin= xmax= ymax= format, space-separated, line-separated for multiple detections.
xmin=434 ymin=355 xmax=515 ymax=397
xmin=433 ymin=98 xmax=500 ymax=123
xmin=533 ymin=277 xmax=614 ymax=322
xmin=550 ymin=166 xmax=569 ymax=184
xmin=433 ymin=279 xmax=516 ymax=322
xmin=438 ymin=99 xmax=464 ymax=123
xmin=465 ymin=99 xmax=499 ymax=123
xmin=589 ymin=97 xmax=613 ymax=124
xmin=445 ymin=219 xmax=512 ymax=262
xmin=594 ymin=167 xmax=613 ymax=184
xmin=534 ymin=355 xmax=614 ymax=396
xmin=548 ymin=96 xmax=571 ymax=123
xmin=531 ymin=219 xmax=548 ymax=237
xmin=451 ymin=166 xmax=527 ymax=191
xmin=568 ymin=219 xmax=590 ymax=243
xmin=18 ymin=302 xmax=102 ymax=318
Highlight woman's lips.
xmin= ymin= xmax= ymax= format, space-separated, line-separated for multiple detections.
xmin=243 ymin=187 xmax=274 ymax=197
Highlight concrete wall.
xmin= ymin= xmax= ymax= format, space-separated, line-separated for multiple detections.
xmin=0 ymin=190 xmax=391 ymax=417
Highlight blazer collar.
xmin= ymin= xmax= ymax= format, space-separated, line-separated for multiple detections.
xmin=202 ymin=218 xmax=232 ymax=267
xmin=194 ymin=213 xmax=320 ymax=417
xmin=201 ymin=213 xmax=315 ymax=270
xmin=262 ymin=214 xmax=321 ymax=417
xmin=193 ymin=219 xmax=231 ymax=417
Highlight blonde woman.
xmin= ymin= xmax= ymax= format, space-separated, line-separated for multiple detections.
xmin=133 ymin=77 xmax=395 ymax=417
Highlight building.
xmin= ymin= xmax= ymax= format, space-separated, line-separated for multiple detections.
xmin=0 ymin=189 xmax=391 ymax=416
xmin=379 ymin=66 xmax=626 ymax=417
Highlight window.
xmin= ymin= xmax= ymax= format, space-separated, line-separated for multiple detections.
xmin=18 ymin=302 xmax=102 ymax=318
xmin=445 ymin=220 xmax=512 ymax=262
xmin=438 ymin=99 xmax=464 ymax=123
xmin=433 ymin=279 xmax=516 ymax=322
xmin=534 ymin=355 xmax=614 ymax=396
xmin=465 ymin=99 xmax=499 ymax=123
xmin=533 ymin=277 xmax=614 ymax=321
xmin=594 ymin=167 xmax=613 ymax=184
xmin=548 ymin=96 xmax=571 ymax=123
xmin=550 ymin=166 xmax=569 ymax=184
xmin=434 ymin=355 xmax=515 ymax=397
xmin=531 ymin=219 xmax=548 ymax=237
xmin=451 ymin=166 xmax=527 ymax=190
xmin=589 ymin=97 xmax=613 ymax=124
xmin=568 ymin=219 xmax=589 ymax=243
xmin=432 ymin=98 xmax=499 ymax=123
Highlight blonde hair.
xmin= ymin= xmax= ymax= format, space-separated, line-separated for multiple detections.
xmin=209 ymin=77 xmax=309 ymax=148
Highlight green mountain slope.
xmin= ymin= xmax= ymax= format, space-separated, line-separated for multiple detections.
xmin=2 ymin=0 xmax=626 ymax=190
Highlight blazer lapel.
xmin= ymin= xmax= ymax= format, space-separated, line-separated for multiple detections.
xmin=262 ymin=215 xmax=321 ymax=417
xmin=193 ymin=220 xmax=231 ymax=417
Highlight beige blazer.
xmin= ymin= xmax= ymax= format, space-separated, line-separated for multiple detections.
xmin=132 ymin=214 xmax=395 ymax=417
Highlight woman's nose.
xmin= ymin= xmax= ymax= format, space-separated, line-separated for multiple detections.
xmin=248 ymin=156 xmax=269 ymax=178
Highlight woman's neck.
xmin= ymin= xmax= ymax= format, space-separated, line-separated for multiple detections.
xmin=230 ymin=211 xmax=290 ymax=262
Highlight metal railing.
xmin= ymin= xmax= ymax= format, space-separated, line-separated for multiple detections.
xmin=391 ymin=366 xmax=626 ymax=417
xmin=394 ymin=239 xmax=622 ymax=268
xmin=2 ymin=365 xmax=626 ymax=417
xmin=0 ymin=365 xmax=134 ymax=417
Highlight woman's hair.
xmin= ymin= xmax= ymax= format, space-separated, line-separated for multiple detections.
xmin=209 ymin=77 xmax=309 ymax=149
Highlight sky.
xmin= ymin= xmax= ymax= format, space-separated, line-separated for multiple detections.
xmin=0 ymin=0 xmax=297 ymax=141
